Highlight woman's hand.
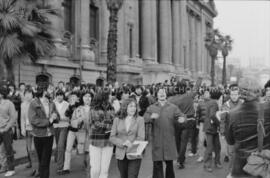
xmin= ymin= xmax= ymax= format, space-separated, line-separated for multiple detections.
xmin=123 ymin=140 xmax=132 ymax=148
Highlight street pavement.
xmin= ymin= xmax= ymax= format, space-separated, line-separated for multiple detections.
xmin=8 ymin=140 xmax=230 ymax=178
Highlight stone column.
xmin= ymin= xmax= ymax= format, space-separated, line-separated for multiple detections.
xmin=188 ymin=13 xmax=193 ymax=70
xmin=201 ymin=13 xmax=207 ymax=73
xmin=159 ymin=0 xmax=172 ymax=64
xmin=141 ymin=0 xmax=152 ymax=61
xmin=179 ymin=0 xmax=187 ymax=67
xmin=190 ymin=12 xmax=196 ymax=72
xmin=194 ymin=16 xmax=199 ymax=72
xmin=172 ymin=0 xmax=181 ymax=66
xmin=99 ymin=0 xmax=110 ymax=64
xmin=197 ymin=15 xmax=203 ymax=72
xmin=80 ymin=0 xmax=94 ymax=61
xmin=151 ymin=0 xmax=157 ymax=61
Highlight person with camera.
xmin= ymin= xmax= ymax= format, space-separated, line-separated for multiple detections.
xmin=61 ymin=90 xmax=92 ymax=175
xmin=28 ymin=86 xmax=59 ymax=178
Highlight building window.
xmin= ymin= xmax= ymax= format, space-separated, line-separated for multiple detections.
xmin=63 ymin=0 xmax=75 ymax=33
xmin=90 ymin=4 xmax=99 ymax=40
xmin=128 ymin=24 xmax=133 ymax=58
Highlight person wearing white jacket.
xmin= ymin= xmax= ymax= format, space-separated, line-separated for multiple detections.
xmin=61 ymin=91 xmax=92 ymax=175
xmin=20 ymin=89 xmax=35 ymax=169
xmin=53 ymin=90 xmax=70 ymax=174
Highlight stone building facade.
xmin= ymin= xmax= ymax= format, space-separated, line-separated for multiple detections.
xmin=15 ymin=0 xmax=217 ymax=86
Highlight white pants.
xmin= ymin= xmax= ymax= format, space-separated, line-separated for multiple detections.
xmin=63 ymin=131 xmax=86 ymax=170
xmin=89 ymin=145 xmax=113 ymax=178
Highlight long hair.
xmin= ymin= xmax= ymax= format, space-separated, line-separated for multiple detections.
xmin=79 ymin=90 xmax=94 ymax=106
xmin=118 ymin=98 xmax=138 ymax=120
xmin=91 ymin=89 xmax=114 ymax=111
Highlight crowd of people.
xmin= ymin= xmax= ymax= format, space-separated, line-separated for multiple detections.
xmin=0 ymin=78 xmax=270 ymax=178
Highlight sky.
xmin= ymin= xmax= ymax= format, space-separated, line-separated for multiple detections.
xmin=214 ymin=0 xmax=270 ymax=67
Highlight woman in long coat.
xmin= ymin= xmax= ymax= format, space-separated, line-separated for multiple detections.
xmin=144 ymin=87 xmax=185 ymax=178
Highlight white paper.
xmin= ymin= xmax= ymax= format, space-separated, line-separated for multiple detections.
xmin=127 ymin=141 xmax=148 ymax=156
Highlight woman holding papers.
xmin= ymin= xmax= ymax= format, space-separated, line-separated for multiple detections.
xmin=110 ymin=98 xmax=145 ymax=178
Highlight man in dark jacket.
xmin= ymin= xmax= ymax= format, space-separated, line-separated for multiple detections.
xmin=225 ymin=84 xmax=270 ymax=178
xmin=144 ymin=87 xmax=185 ymax=178
xmin=168 ymin=83 xmax=195 ymax=169
xmin=203 ymin=88 xmax=222 ymax=172
xmin=28 ymin=86 xmax=59 ymax=178
xmin=195 ymin=89 xmax=209 ymax=162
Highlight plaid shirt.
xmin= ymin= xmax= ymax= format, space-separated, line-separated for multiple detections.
xmin=89 ymin=109 xmax=115 ymax=147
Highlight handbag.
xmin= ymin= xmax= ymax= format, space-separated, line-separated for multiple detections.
xmin=243 ymin=103 xmax=270 ymax=178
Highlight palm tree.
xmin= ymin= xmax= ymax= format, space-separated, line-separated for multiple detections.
xmin=220 ymin=35 xmax=233 ymax=86
xmin=106 ymin=0 xmax=124 ymax=84
xmin=0 ymin=0 xmax=58 ymax=83
xmin=205 ymin=29 xmax=222 ymax=86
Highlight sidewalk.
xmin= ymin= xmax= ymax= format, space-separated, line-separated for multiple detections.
xmin=12 ymin=139 xmax=230 ymax=178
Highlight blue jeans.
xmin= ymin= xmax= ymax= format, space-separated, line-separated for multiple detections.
xmin=54 ymin=127 xmax=68 ymax=170
xmin=0 ymin=129 xmax=14 ymax=171
xmin=204 ymin=133 xmax=221 ymax=168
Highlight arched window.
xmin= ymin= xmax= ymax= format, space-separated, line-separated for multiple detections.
xmin=96 ymin=78 xmax=104 ymax=87
xmin=36 ymin=73 xmax=52 ymax=88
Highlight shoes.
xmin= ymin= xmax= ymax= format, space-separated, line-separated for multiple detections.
xmin=4 ymin=170 xmax=15 ymax=177
xmin=177 ymin=163 xmax=185 ymax=169
xmin=215 ymin=164 xmax=223 ymax=169
xmin=226 ymin=173 xmax=233 ymax=178
xmin=196 ymin=156 xmax=204 ymax=163
xmin=59 ymin=170 xmax=70 ymax=175
xmin=29 ymin=170 xmax=36 ymax=177
xmin=84 ymin=160 xmax=88 ymax=168
xmin=0 ymin=167 xmax=7 ymax=174
xmin=224 ymin=156 xmax=229 ymax=162
xmin=204 ymin=166 xmax=213 ymax=172
xmin=26 ymin=163 xmax=32 ymax=169
xmin=56 ymin=169 xmax=63 ymax=175
xmin=34 ymin=172 xmax=40 ymax=178
xmin=188 ymin=152 xmax=197 ymax=157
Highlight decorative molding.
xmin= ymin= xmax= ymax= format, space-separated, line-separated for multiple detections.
xmin=195 ymin=14 xmax=202 ymax=21
xmin=205 ymin=21 xmax=212 ymax=27
xmin=187 ymin=6 xmax=202 ymax=21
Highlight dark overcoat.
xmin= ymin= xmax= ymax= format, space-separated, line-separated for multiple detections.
xmin=144 ymin=101 xmax=182 ymax=161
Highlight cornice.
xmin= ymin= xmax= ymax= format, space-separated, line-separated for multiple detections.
xmin=195 ymin=0 xmax=218 ymax=18
xmin=186 ymin=5 xmax=202 ymax=21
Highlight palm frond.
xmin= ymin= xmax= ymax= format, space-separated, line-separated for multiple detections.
xmin=19 ymin=20 xmax=41 ymax=37
xmin=0 ymin=0 xmax=20 ymax=32
xmin=0 ymin=33 xmax=22 ymax=59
